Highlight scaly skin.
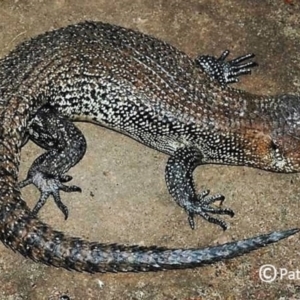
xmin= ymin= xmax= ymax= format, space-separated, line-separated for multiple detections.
xmin=0 ymin=21 xmax=298 ymax=273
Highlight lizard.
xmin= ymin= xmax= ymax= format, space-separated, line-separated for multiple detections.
xmin=0 ymin=21 xmax=298 ymax=273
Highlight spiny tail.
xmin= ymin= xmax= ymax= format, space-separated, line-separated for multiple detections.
xmin=0 ymin=101 xmax=298 ymax=273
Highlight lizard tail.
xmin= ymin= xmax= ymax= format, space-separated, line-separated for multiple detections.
xmin=1 ymin=184 xmax=298 ymax=273
xmin=0 ymin=102 xmax=298 ymax=273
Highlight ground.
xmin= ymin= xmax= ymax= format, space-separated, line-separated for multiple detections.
xmin=0 ymin=0 xmax=300 ymax=299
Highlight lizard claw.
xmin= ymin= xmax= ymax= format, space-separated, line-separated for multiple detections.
xmin=185 ymin=190 xmax=234 ymax=231
xmin=195 ymin=50 xmax=258 ymax=86
xmin=166 ymin=147 xmax=235 ymax=231
xmin=18 ymin=172 xmax=81 ymax=219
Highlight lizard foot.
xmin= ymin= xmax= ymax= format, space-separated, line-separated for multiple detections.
xmin=195 ymin=50 xmax=258 ymax=86
xmin=166 ymin=147 xmax=235 ymax=231
xmin=18 ymin=172 xmax=81 ymax=219
xmin=186 ymin=190 xmax=234 ymax=231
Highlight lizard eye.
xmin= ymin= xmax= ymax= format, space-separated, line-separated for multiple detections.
xmin=270 ymin=140 xmax=278 ymax=151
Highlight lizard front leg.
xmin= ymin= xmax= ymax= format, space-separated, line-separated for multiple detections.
xmin=19 ymin=106 xmax=86 ymax=219
xmin=165 ymin=146 xmax=234 ymax=230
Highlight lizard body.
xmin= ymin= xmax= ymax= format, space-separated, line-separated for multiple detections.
xmin=0 ymin=21 xmax=298 ymax=273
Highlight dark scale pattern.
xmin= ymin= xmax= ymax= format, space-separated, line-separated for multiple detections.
xmin=0 ymin=21 xmax=299 ymax=273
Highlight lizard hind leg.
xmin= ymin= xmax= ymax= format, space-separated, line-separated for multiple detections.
xmin=165 ymin=146 xmax=234 ymax=231
xmin=18 ymin=106 xmax=87 ymax=219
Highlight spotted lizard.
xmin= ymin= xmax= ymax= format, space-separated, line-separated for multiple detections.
xmin=0 ymin=21 xmax=298 ymax=273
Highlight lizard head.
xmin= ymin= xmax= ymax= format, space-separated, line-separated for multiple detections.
xmin=270 ymin=94 xmax=300 ymax=172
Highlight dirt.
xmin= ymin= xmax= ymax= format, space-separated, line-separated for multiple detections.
xmin=0 ymin=0 xmax=300 ymax=299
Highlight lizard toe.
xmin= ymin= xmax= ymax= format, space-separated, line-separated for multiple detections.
xmin=185 ymin=190 xmax=234 ymax=230
xmin=19 ymin=170 xmax=81 ymax=218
